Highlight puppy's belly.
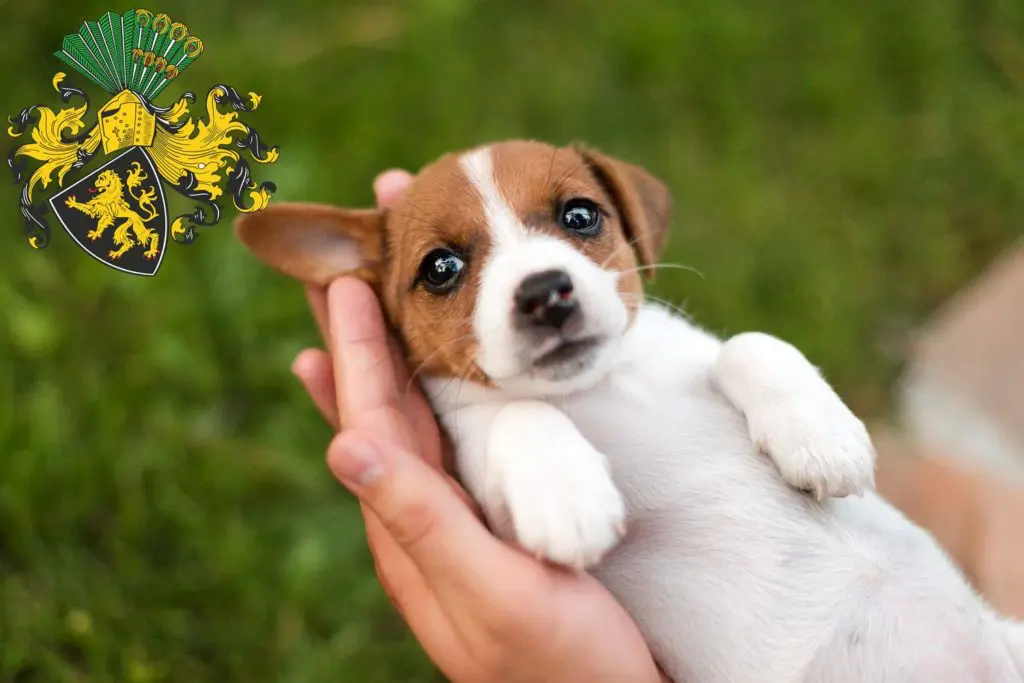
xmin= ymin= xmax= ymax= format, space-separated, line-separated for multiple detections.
xmin=559 ymin=388 xmax=852 ymax=682
xmin=557 ymin=385 xmax=1018 ymax=683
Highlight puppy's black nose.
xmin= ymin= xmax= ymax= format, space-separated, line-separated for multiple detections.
xmin=514 ymin=269 xmax=578 ymax=329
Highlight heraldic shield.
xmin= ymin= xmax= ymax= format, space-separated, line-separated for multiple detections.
xmin=48 ymin=147 xmax=169 ymax=276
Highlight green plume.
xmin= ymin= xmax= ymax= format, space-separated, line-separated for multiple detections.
xmin=54 ymin=10 xmax=204 ymax=101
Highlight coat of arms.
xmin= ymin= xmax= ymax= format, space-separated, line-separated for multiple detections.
xmin=7 ymin=9 xmax=279 ymax=276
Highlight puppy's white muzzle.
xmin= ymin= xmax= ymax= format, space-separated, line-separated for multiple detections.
xmin=474 ymin=234 xmax=629 ymax=395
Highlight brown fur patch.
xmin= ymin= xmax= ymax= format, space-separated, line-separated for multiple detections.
xmin=378 ymin=151 xmax=492 ymax=383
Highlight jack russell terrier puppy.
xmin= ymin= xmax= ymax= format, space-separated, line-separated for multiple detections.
xmin=236 ymin=140 xmax=1024 ymax=683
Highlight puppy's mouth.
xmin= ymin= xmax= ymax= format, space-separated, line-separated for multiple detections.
xmin=532 ymin=335 xmax=601 ymax=369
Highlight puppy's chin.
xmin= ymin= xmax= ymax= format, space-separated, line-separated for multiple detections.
xmin=470 ymin=230 xmax=634 ymax=397
xmin=475 ymin=290 xmax=632 ymax=397
xmin=485 ymin=330 xmax=624 ymax=398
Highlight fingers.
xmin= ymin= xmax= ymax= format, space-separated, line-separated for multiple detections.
xmin=293 ymin=345 xmax=445 ymax=472
xmin=363 ymin=507 xmax=432 ymax=616
xmin=296 ymin=342 xmax=468 ymax=496
xmin=292 ymin=346 xmax=446 ymax=621
xmin=373 ymin=169 xmax=413 ymax=208
xmin=328 ymin=430 xmax=515 ymax=602
xmin=371 ymin=168 xmax=416 ymax=389
xmin=292 ymin=349 xmax=339 ymax=431
xmin=360 ymin=507 xmax=463 ymax=672
xmin=303 ymin=278 xmax=412 ymax=436
xmin=327 ymin=277 xmax=419 ymax=449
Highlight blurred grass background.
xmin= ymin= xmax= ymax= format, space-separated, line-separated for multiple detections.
xmin=1 ymin=0 xmax=1022 ymax=680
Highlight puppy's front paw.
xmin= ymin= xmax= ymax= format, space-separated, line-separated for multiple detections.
xmin=505 ymin=448 xmax=626 ymax=569
xmin=748 ymin=396 xmax=876 ymax=500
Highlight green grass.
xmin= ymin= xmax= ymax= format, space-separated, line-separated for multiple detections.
xmin=1 ymin=0 xmax=1022 ymax=680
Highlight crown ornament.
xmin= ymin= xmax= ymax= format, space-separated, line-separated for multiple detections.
xmin=54 ymin=10 xmax=205 ymax=154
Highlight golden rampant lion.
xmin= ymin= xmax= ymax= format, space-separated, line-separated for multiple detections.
xmin=64 ymin=161 xmax=161 ymax=260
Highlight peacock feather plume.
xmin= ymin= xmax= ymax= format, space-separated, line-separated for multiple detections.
xmin=54 ymin=10 xmax=205 ymax=102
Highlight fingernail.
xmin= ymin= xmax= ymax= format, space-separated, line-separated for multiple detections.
xmin=290 ymin=350 xmax=313 ymax=379
xmin=329 ymin=434 xmax=384 ymax=489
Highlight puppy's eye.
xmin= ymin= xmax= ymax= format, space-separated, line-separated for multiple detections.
xmin=418 ymin=248 xmax=466 ymax=295
xmin=558 ymin=198 xmax=602 ymax=236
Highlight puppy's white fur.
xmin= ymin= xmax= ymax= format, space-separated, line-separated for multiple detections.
xmin=421 ymin=147 xmax=1024 ymax=683
xmin=464 ymin=148 xmax=629 ymax=394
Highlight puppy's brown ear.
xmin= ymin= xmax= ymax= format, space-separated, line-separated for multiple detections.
xmin=234 ymin=202 xmax=384 ymax=287
xmin=576 ymin=146 xmax=672 ymax=278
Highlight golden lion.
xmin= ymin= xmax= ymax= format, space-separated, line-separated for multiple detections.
xmin=64 ymin=161 xmax=161 ymax=260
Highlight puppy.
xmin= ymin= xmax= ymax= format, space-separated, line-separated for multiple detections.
xmin=236 ymin=140 xmax=1024 ymax=682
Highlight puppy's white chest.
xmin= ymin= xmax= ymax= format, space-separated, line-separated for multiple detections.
xmin=550 ymin=306 xmax=763 ymax=514
xmin=549 ymin=350 xmax=844 ymax=682
xmin=554 ymin=357 xmax=751 ymax=513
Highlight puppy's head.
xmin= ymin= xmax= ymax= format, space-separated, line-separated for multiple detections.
xmin=236 ymin=140 xmax=671 ymax=395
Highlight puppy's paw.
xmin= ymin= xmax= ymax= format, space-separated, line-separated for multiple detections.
xmin=748 ymin=396 xmax=876 ymax=500
xmin=505 ymin=447 xmax=626 ymax=569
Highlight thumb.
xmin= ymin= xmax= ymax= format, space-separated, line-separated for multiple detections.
xmin=327 ymin=430 xmax=507 ymax=597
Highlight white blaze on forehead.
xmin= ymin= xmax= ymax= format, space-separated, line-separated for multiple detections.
xmin=459 ymin=147 xmax=527 ymax=245
xmin=459 ymin=146 xmax=629 ymax=390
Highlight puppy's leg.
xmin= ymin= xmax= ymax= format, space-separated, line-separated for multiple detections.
xmin=712 ymin=332 xmax=875 ymax=499
xmin=437 ymin=399 xmax=626 ymax=568
xmin=462 ymin=397 xmax=622 ymax=569
xmin=489 ymin=400 xmax=626 ymax=568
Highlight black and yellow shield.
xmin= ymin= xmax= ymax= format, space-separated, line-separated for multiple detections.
xmin=48 ymin=147 xmax=168 ymax=276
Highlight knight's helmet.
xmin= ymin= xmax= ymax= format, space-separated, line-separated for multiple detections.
xmin=98 ymin=90 xmax=156 ymax=154
xmin=54 ymin=9 xmax=204 ymax=154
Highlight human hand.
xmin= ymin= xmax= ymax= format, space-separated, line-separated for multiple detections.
xmin=291 ymin=170 xmax=671 ymax=683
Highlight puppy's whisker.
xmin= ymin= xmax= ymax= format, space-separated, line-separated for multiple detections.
xmin=449 ymin=358 xmax=482 ymax=453
xmin=630 ymin=293 xmax=695 ymax=320
xmin=406 ymin=332 xmax=478 ymax=391
xmin=615 ymin=262 xmax=706 ymax=280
